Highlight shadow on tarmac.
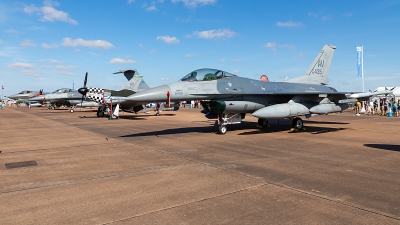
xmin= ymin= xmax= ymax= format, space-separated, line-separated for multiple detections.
xmin=364 ymin=144 xmax=400 ymax=152
xmin=304 ymin=121 xmax=350 ymax=125
xmin=120 ymin=120 xmax=347 ymax=137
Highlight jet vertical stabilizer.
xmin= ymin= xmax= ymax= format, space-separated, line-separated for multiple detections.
xmin=286 ymin=44 xmax=336 ymax=85
xmin=114 ymin=69 xmax=148 ymax=92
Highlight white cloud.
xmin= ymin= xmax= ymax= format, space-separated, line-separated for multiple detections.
xmin=35 ymin=77 xmax=45 ymax=81
xmin=40 ymin=65 xmax=52 ymax=69
xmin=6 ymin=62 xmax=34 ymax=70
xmin=321 ymin=15 xmax=333 ymax=21
xmin=146 ymin=5 xmax=156 ymax=11
xmin=186 ymin=29 xmax=236 ymax=39
xmin=230 ymin=70 xmax=240 ymax=74
xmin=343 ymin=12 xmax=353 ymax=17
xmin=60 ymin=71 xmax=76 ymax=76
xmin=232 ymin=59 xmax=242 ymax=63
xmin=276 ymin=21 xmax=302 ymax=27
xmin=4 ymin=29 xmax=18 ymax=34
xmin=160 ymin=78 xmax=169 ymax=81
xmin=185 ymin=53 xmax=196 ymax=58
xmin=308 ymin=12 xmax=334 ymax=21
xmin=0 ymin=39 xmax=2 ymax=44
xmin=21 ymin=39 xmax=36 ymax=47
xmin=264 ymin=42 xmax=295 ymax=51
xmin=62 ymin=38 xmax=114 ymax=49
xmin=127 ymin=0 xmax=136 ymax=3
xmin=279 ymin=44 xmax=295 ymax=50
xmin=171 ymin=0 xmax=216 ymax=7
xmin=109 ymin=58 xmax=137 ymax=64
xmin=264 ymin=42 xmax=276 ymax=50
xmin=23 ymin=1 xmax=78 ymax=25
xmin=42 ymin=43 xmax=58 ymax=49
xmin=20 ymin=70 xmax=39 ymax=76
xmin=149 ymin=50 xmax=157 ymax=54
xmin=55 ymin=65 xmax=77 ymax=70
xmin=308 ymin=12 xmax=318 ymax=18
xmin=138 ymin=43 xmax=144 ymax=47
xmin=39 ymin=58 xmax=62 ymax=63
xmin=293 ymin=53 xmax=306 ymax=59
xmin=220 ymin=58 xmax=226 ymax=62
xmin=156 ymin=35 xmax=180 ymax=44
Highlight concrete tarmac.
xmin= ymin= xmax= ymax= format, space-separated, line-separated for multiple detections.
xmin=0 ymin=106 xmax=399 ymax=224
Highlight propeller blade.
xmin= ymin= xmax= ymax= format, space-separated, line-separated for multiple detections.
xmin=83 ymin=72 xmax=88 ymax=88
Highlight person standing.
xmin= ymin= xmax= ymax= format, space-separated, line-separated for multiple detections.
xmin=355 ymin=101 xmax=361 ymax=116
xmin=393 ymin=100 xmax=398 ymax=117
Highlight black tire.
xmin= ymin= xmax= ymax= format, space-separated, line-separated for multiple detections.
xmin=97 ymin=110 xmax=104 ymax=117
xmin=70 ymin=109 xmax=74 ymax=113
xmin=292 ymin=117 xmax=303 ymax=130
xmin=258 ymin=118 xmax=269 ymax=128
xmin=218 ymin=125 xmax=227 ymax=135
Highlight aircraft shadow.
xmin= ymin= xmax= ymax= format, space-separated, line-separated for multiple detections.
xmin=238 ymin=125 xmax=346 ymax=135
xmin=120 ymin=121 xmax=347 ymax=137
xmin=364 ymin=144 xmax=400 ymax=152
xmin=304 ymin=121 xmax=350 ymax=125
xmin=120 ymin=126 xmax=216 ymax=137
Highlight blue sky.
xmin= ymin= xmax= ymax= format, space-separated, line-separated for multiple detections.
xmin=1 ymin=0 xmax=400 ymax=96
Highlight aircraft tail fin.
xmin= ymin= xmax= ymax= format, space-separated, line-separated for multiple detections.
xmin=286 ymin=44 xmax=336 ymax=85
xmin=114 ymin=69 xmax=149 ymax=92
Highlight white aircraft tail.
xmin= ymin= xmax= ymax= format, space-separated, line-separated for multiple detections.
xmin=286 ymin=44 xmax=336 ymax=85
xmin=114 ymin=69 xmax=150 ymax=92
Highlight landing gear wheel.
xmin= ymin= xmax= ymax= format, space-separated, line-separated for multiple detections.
xmin=97 ymin=110 xmax=104 ymax=117
xmin=257 ymin=118 xmax=269 ymax=128
xmin=292 ymin=117 xmax=303 ymax=130
xmin=155 ymin=112 xmax=160 ymax=116
xmin=70 ymin=108 xmax=74 ymax=113
xmin=218 ymin=125 xmax=227 ymax=135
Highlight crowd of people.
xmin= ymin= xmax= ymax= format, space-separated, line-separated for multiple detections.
xmin=180 ymin=100 xmax=201 ymax=109
xmin=355 ymin=97 xmax=399 ymax=117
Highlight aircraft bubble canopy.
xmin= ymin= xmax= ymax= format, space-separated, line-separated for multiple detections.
xmin=52 ymin=88 xmax=71 ymax=94
xmin=180 ymin=68 xmax=236 ymax=82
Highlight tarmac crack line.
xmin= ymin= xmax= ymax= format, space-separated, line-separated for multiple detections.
xmin=0 ymin=165 xmax=174 ymax=195
xmin=101 ymin=183 xmax=267 ymax=225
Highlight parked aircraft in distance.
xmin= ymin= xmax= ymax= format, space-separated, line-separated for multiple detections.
xmin=78 ymin=69 xmax=179 ymax=118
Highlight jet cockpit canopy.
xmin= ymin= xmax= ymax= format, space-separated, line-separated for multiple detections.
xmin=180 ymin=68 xmax=236 ymax=82
xmin=52 ymin=88 xmax=72 ymax=94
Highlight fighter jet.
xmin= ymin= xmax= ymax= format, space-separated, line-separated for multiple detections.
xmin=29 ymin=88 xmax=90 ymax=112
xmin=30 ymin=70 xmax=146 ymax=113
xmin=8 ymin=90 xmax=43 ymax=101
xmin=82 ymin=44 xmax=391 ymax=134
xmin=78 ymin=69 xmax=179 ymax=118
xmin=8 ymin=90 xmax=48 ymax=107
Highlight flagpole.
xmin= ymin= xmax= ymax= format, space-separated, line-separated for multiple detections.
xmin=361 ymin=45 xmax=364 ymax=92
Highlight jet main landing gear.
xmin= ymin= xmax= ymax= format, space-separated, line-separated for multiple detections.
xmin=290 ymin=117 xmax=305 ymax=132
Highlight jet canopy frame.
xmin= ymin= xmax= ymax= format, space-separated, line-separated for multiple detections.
xmin=180 ymin=69 xmax=237 ymax=82
xmin=52 ymin=88 xmax=73 ymax=94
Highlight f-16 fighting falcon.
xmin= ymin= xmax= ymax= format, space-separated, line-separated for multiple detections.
xmin=29 ymin=87 xmax=97 ymax=112
xmin=81 ymin=44 xmax=392 ymax=134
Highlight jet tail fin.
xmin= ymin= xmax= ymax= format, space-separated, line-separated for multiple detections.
xmin=286 ymin=44 xmax=336 ymax=85
xmin=114 ymin=69 xmax=149 ymax=92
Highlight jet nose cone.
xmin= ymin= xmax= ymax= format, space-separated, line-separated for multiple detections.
xmin=78 ymin=87 xmax=88 ymax=96
xmin=127 ymin=85 xmax=171 ymax=103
